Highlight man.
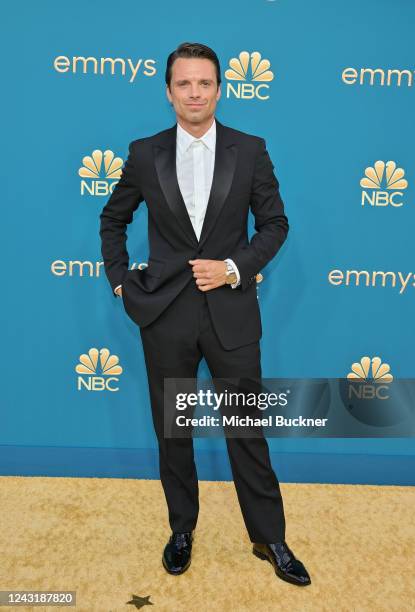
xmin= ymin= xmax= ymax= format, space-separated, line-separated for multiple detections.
xmin=100 ymin=42 xmax=311 ymax=587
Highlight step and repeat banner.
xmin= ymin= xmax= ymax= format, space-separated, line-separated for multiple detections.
xmin=2 ymin=0 xmax=414 ymax=482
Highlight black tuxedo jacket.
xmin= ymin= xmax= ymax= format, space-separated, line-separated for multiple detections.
xmin=99 ymin=118 xmax=289 ymax=350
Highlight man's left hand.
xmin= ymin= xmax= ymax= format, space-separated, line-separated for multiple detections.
xmin=188 ymin=259 xmax=227 ymax=291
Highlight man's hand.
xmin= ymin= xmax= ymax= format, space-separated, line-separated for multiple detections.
xmin=115 ymin=286 xmax=123 ymax=297
xmin=189 ymin=259 xmax=227 ymax=291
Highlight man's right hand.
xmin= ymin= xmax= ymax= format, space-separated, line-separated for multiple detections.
xmin=115 ymin=286 xmax=123 ymax=297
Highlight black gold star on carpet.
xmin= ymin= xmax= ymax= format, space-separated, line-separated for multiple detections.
xmin=126 ymin=594 xmax=154 ymax=609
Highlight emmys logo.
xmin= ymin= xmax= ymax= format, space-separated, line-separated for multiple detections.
xmin=342 ymin=66 xmax=414 ymax=88
xmin=50 ymin=259 xmax=148 ymax=279
xmin=53 ymin=55 xmax=157 ymax=83
xmin=78 ymin=149 xmax=123 ymax=196
xmin=347 ymin=356 xmax=393 ymax=400
xmin=328 ymin=268 xmax=415 ymax=293
xmin=75 ymin=347 xmax=123 ymax=392
xmin=225 ymin=51 xmax=274 ymax=100
xmin=360 ymin=160 xmax=408 ymax=207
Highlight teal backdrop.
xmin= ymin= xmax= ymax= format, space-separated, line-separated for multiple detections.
xmin=1 ymin=0 xmax=414 ymax=484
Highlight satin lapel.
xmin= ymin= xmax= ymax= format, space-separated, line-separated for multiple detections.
xmin=198 ymin=120 xmax=237 ymax=248
xmin=153 ymin=119 xmax=237 ymax=248
xmin=153 ymin=124 xmax=198 ymax=246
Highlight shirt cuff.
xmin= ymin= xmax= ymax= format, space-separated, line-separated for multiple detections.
xmin=114 ymin=284 xmax=122 ymax=296
xmin=224 ymin=258 xmax=241 ymax=289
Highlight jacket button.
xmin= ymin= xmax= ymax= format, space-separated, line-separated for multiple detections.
xmin=197 ymin=248 xmax=204 ymax=254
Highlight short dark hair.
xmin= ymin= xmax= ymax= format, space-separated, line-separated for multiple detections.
xmin=165 ymin=42 xmax=221 ymax=88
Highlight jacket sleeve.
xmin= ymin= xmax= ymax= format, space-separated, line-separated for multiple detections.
xmin=228 ymin=137 xmax=289 ymax=291
xmin=99 ymin=141 xmax=144 ymax=296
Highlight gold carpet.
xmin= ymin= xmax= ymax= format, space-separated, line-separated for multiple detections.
xmin=0 ymin=476 xmax=414 ymax=611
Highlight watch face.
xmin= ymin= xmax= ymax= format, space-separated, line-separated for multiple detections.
xmin=226 ymin=273 xmax=237 ymax=284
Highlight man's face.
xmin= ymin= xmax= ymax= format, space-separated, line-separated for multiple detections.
xmin=166 ymin=57 xmax=221 ymax=125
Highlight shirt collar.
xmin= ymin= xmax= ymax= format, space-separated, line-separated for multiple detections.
xmin=177 ymin=118 xmax=216 ymax=153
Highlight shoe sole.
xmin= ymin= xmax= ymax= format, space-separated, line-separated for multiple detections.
xmin=252 ymin=548 xmax=311 ymax=587
xmin=162 ymin=554 xmax=191 ymax=575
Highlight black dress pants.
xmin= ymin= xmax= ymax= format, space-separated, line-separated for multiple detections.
xmin=139 ymin=278 xmax=286 ymax=543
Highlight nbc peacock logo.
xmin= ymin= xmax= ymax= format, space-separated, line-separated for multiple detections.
xmin=225 ymin=51 xmax=274 ymax=100
xmin=360 ymin=160 xmax=408 ymax=208
xmin=346 ymin=355 xmax=393 ymax=400
xmin=338 ymin=355 xmax=405 ymax=427
xmin=78 ymin=149 xmax=124 ymax=197
xmin=75 ymin=347 xmax=123 ymax=392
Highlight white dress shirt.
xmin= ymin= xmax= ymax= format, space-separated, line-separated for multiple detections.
xmin=114 ymin=118 xmax=240 ymax=294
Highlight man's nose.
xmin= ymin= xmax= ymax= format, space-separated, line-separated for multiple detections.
xmin=189 ymin=85 xmax=201 ymax=98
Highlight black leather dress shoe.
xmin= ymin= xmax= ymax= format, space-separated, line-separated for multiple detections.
xmin=252 ymin=541 xmax=311 ymax=586
xmin=162 ymin=531 xmax=193 ymax=575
